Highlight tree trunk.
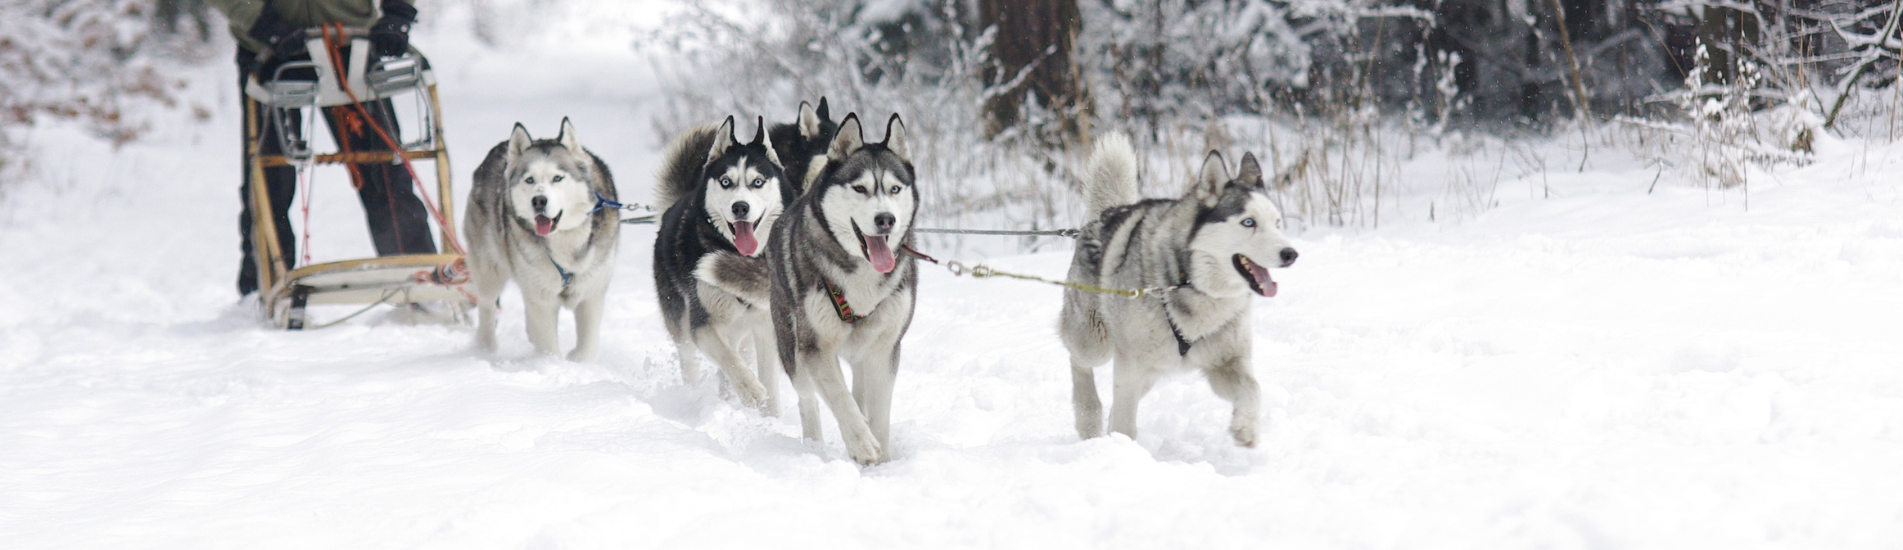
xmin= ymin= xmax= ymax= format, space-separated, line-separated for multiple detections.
xmin=979 ymin=0 xmax=1089 ymax=144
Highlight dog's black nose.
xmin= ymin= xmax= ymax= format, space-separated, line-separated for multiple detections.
xmin=531 ymin=196 xmax=548 ymax=213
xmin=873 ymin=212 xmax=895 ymax=233
xmin=732 ymin=201 xmax=750 ymax=220
xmin=1279 ymin=247 xmax=1299 ymax=267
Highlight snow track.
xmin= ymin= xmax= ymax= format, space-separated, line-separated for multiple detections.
xmin=4 ymin=4 xmax=1903 ymax=548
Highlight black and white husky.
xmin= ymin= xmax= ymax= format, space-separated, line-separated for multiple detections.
xmin=653 ymin=116 xmax=794 ymax=411
xmin=767 ymin=113 xmax=917 ymax=464
xmin=465 ymin=119 xmax=620 ymax=361
xmin=1059 ymin=134 xmax=1298 ymax=447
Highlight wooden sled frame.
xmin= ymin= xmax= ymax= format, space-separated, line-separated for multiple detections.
xmin=244 ymin=31 xmax=468 ymax=329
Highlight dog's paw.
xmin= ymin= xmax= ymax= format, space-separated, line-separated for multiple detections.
xmin=1231 ymin=424 xmax=1258 ymax=448
xmin=474 ymin=332 xmax=498 ymax=353
xmin=844 ymin=427 xmax=885 ymax=465
xmin=733 ymin=378 xmax=771 ymax=412
xmin=1075 ymin=418 xmax=1104 ymax=440
xmin=565 ymin=347 xmax=598 ymax=362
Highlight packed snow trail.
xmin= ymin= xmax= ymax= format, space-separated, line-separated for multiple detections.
xmin=5 ymin=5 xmax=1903 ymax=548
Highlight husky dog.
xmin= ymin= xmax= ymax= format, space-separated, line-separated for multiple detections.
xmin=1060 ymin=134 xmax=1298 ymax=447
xmin=466 ymin=118 xmax=620 ymax=361
xmin=767 ymin=113 xmax=918 ymax=464
xmin=767 ymin=97 xmax=839 ymax=195
xmin=653 ymin=116 xmax=793 ymax=411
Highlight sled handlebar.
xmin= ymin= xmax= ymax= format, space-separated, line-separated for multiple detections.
xmin=303 ymin=26 xmax=373 ymax=39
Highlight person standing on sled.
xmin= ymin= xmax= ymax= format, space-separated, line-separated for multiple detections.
xmin=210 ymin=0 xmax=436 ymax=296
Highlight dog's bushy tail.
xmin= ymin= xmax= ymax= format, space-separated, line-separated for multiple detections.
xmin=1083 ymin=133 xmax=1139 ymax=217
xmin=653 ymin=122 xmax=722 ymax=210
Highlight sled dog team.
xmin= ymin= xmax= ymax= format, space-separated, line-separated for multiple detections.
xmin=464 ymin=99 xmax=1299 ymax=464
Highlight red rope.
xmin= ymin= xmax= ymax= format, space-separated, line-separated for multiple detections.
xmin=298 ymin=150 xmax=313 ymax=265
xmin=320 ymin=24 xmax=466 ymax=257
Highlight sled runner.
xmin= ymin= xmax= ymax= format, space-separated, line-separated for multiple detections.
xmin=243 ymin=26 xmax=470 ymax=329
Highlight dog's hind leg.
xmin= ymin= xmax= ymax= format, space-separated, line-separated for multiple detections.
xmin=567 ymin=293 xmax=603 ymax=362
xmin=1108 ymin=359 xmax=1160 ymax=440
xmin=803 ymin=348 xmax=882 ymax=464
xmin=1205 ymin=355 xmax=1261 ymax=447
xmin=751 ymin=321 xmax=781 ymax=414
xmin=693 ymin=325 xmax=769 ymax=411
xmin=522 ymin=292 xmax=562 ymax=357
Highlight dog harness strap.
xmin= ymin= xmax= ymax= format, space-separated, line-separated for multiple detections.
xmin=1164 ymin=275 xmax=1191 ymax=355
xmin=589 ymin=191 xmax=621 ymax=214
xmin=548 ymin=252 xmax=573 ymax=289
xmin=823 ymin=281 xmax=864 ymax=323
xmin=1166 ymin=316 xmax=1192 ymax=356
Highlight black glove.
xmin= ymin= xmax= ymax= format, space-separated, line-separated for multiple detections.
xmin=247 ymin=2 xmax=307 ymax=62
xmin=371 ymin=0 xmax=418 ymax=57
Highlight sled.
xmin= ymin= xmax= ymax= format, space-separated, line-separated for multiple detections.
xmin=243 ymin=26 xmax=470 ymax=329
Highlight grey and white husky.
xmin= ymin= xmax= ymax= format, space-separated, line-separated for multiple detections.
xmin=767 ymin=113 xmax=918 ymax=464
xmin=465 ymin=118 xmax=620 ymax=361
xmin=652 ymin=116 xmax=793 ymax=412
xmin=1060 ymin=134 xmax=1298 ymax=447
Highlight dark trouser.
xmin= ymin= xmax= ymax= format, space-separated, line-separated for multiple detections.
xmin=237 ymin=60 xmax=438 ymax=296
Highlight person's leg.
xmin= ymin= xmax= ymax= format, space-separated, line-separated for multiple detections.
xmin=237 ymin=64 xmax=301 ymax=295
xmin=322 ymin=100 xmax=437 ymax=256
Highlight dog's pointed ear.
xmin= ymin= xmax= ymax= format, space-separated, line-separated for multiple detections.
xmin=556 ymin=117 xmax=580 ymax=153
xmin=883 ymin=113 xmax=909 ymax=163
xmin=506 ymin=123 xmax=533 ymax=163
xmin=1237 ymin=152 xmax=1264 ymax=190
xmin=798 ymin=101 xmax=822 ymax=138
xmin=1194 ymin=151 xmax=1229 ymax=204
xmin=758 ymin=116 xmax=784 ymax=168
xmin=829 ymin=113 xmax=864 ymax=163
xmin=708 ymin=116 xmax=736 ymax=160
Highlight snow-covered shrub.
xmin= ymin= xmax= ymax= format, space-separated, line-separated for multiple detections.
xmin=645 ymin=0 xmax=1086 ymax=244
xmin=0 ymin=0 xmax=211 ymax=189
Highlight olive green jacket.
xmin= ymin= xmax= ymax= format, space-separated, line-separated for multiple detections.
xmin=209 ymin=0 xmax=416 ymax=55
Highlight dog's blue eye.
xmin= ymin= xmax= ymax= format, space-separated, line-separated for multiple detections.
xmin=1241 ymin=218 xmax=1256 ymax=228
xmin=752 ymin=178 xmax=764 ymax=188
xmin=889 ymin=186 xmax=901 ymax=194
xmin=720 ymin=177 xmax=733 ymax=188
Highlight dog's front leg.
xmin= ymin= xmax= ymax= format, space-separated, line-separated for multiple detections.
xmin=802 ymin=347 xmax=882 ymax=464
xmin=475 ymin=295 xmax=500 ymax=353
xmin=522 ymin=291 xmax=562 ymax=357
xmin=1108 ymin=358 xmax=1160 ymax=439
xmin=847 ymin=344 xmax=898 ymax=450
xmin=567 ymin=292 xmax=603 ymax=362
xmin=751 ymin=320 xmax=781 ymax=414
xmin=1070 ymin=355 xmax=1107 ymax=439
xmin=1205 ymin=355 xmax=1260 ymax=447
xmin=791 ymin=365 xmax=823 ymax=442
xmin=693 ymin=324 xmax=769 ymax=411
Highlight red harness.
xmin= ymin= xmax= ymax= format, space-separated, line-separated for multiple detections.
xmin=823 ymin=281 xmax=865 ymax=323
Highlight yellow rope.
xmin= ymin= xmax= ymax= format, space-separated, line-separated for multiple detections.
xmin=941 ymin=260 xmax=1169 ymax=299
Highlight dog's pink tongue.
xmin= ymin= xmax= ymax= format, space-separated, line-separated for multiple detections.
xmin=864 ymin=235 xmax=896 ymax=273
xmin=535 ymin=215 xmax=555 ymax=237
xmin=1252 ymin=264 xmax=1277 ymax=297
xmin=732 ymin=221 xmax=759 ymax=256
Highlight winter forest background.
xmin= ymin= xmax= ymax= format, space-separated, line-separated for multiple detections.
xmin=5 ymin=2 xmax=1903 ymax=546
xmin=5 ymin=0 xmax=1900 ymax=234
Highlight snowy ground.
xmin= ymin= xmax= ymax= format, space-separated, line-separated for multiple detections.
xmin=5 ymin=4 xmax=1903 ymax=549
